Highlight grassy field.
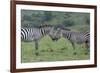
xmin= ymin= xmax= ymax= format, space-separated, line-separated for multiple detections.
xmin=21 ymin=36 xmax=90 ymax=63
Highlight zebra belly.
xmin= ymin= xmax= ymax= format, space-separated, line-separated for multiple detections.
xmin=70 ymin=36 xmax=86 ymax=44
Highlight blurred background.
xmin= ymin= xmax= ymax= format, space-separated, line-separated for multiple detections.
xmin=21 ymin=10 xmax=90 ymax=32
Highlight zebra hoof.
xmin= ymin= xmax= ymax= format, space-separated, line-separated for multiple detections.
xmin=49 ymin=49 xmax=53 ymax=52
xmin=84 ymin=52 xmax=88 ymax=55
xmin=35 ymin=52 xmax=39 ymax=56
xmin=73 ymin=52 xmax=77 ymax=55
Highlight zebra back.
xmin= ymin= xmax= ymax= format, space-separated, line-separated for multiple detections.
xmin=55 ymin=27 xmax=90 ymax=44
xmin=21 ymin=25 xmax=55 ymax=42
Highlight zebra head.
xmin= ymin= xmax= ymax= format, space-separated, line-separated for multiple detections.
xmin=51 ymin=25 xmax=71 ymax=41
xmin=39 ymin=24 xmax=60 ymax=41
xmin=49 ymin=30 xmax=61 ymax=41
xmin=47 ymin=26 xmax=61 ymax=41
xmin=48 ymin=25 xmax=64 ymax=41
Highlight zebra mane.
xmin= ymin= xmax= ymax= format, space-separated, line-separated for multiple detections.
xmin=55 ymin=24 xmax=71 ymax=31
xmin=38 ymin=24 xmax=53 ymax=28
xmin=60 ymin=27 xmax=71 ymax=31
xmin=21 ymin=24 xmax=53 ymax=28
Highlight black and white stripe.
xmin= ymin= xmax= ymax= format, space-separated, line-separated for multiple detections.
xmin=21 ymin=25 xmax=56 ymax=55
xmin=55 ymin=27 xmax=90 ymax=50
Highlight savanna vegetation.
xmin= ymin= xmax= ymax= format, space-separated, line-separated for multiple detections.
xmin=21 ymin=10 xmax=90 ymax=63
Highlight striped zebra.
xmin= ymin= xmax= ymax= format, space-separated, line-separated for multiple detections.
xmin=21 ymin=25 xmax=58 ymax=56
xmin=54 ymin=26 xmax=90 ymax=54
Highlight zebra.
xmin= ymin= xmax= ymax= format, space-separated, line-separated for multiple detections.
xmin=53 ymin=26 xmax=90 ymax=54
xmin=21 ymin=24 xmax=58 ymax=56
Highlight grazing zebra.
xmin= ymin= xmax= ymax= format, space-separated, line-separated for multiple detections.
xmin=54 ymin=26 xmax=90 ymax=54
xmin=21 ymin=25 xmax=58 ymax=56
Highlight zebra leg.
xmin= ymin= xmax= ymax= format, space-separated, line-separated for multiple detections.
xmin=35 ymin=40 xmax=39 ymax=56
xmin=71 ymin=42 xmax=75 ymax=49
xmin=70 ymin=42 xmax=77 ymax=55
xmin=85 ymin=41 xmax=90 ymax=55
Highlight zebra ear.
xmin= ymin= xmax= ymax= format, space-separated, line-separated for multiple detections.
xmin=56 ymin=28 xmax=61 ymax=33
xmin=57 ymin=28 xmax=61 ymax=31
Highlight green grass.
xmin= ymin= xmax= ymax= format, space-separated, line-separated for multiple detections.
xmin=21 ymin=36 xmax=90 ymax=63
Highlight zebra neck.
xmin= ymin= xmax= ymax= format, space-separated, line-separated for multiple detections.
xmin=40 ymin=28 xmax=47 ymax=37
xmin=63 ymin=31 xmax=71 ymax=40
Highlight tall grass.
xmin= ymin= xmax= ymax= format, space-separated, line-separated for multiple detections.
xmin=21 ymin=36 xmax=90 ymax=63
